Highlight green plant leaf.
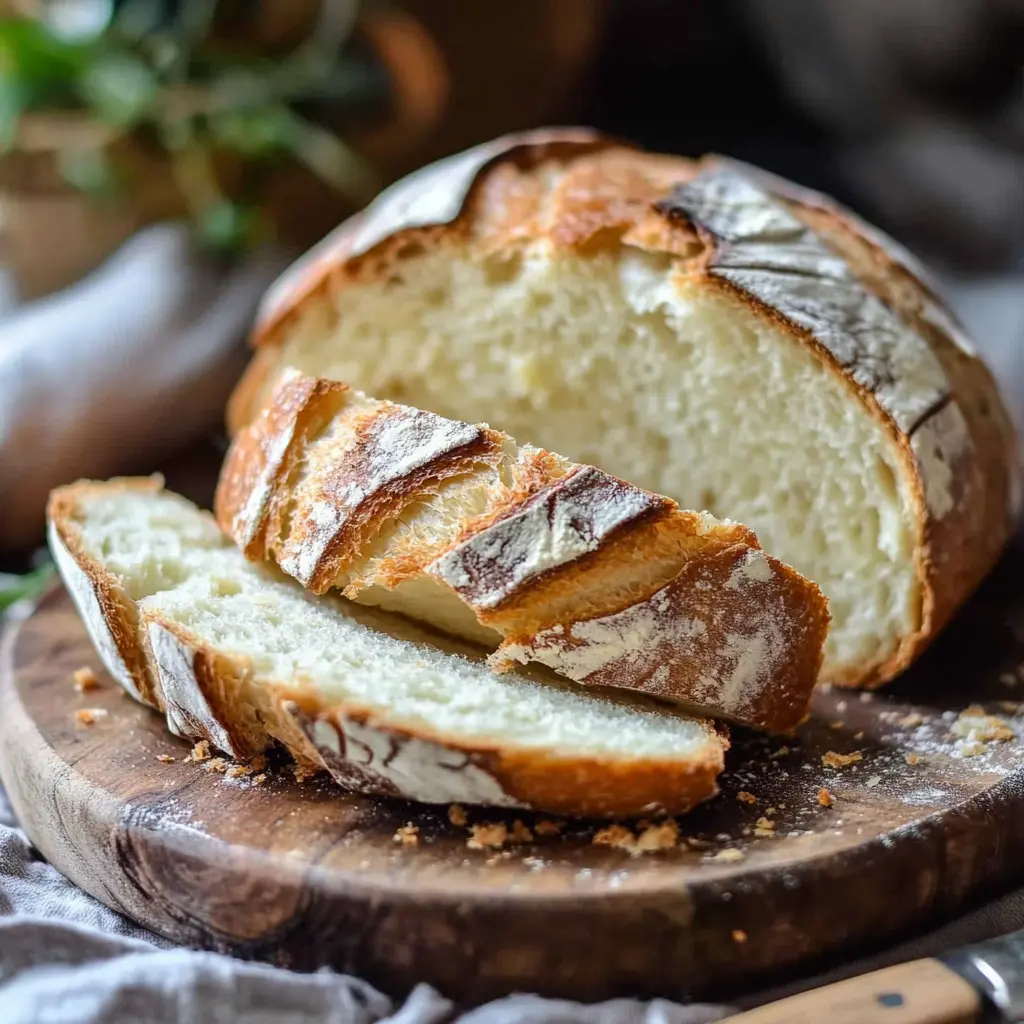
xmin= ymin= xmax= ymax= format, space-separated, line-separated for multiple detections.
xmin=0 ymin=18 xmax=91 ymax=93
xmin=79 ymin=50 xmax=157 ymax=126
xmin=0 ymin=77 xmax=24 ymax=149
xmin=207 ymin=106 xmax=293 ymax=157
xmin=0 ymin=564 xmax=55 ymax=615
xmin=57 ymin=147 xmax=119 ymax=198
xmin=196 ymin=200 xmax=258 ymax=251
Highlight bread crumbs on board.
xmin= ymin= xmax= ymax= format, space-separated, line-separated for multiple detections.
xmin=736 ymin=791 xmax=757 ymax=804
xmin=732 ymin=930 xmax=748 ymax=944
xmin=447 ymin=804 xmax=468 ymax=827
xmin=905 ymin=753 xmax=922 ymax=765
xmin=818 ymin=788 xmax=834 ymax=808
xmin=187 ymin=740 xmax=211 ymax=762
xmin=706 ymin=848 xmax=745 ymax=863
xmin=156 ymin=754 xmax=176 ymax=764
xmin=291 ymin=764 xmax=318 ymax=782
xmin=951 ymin=705 xmax=1016 ymax=744
xmin=534 ymin=819 xmax=564 ymax=836
xmin=594 ymin=821 xmax=680 ymax=856
xmin=822 ymin=750 xmax=863 ymax=768
xmin=72 ymin=666 xmax=99 ymax=692
xmin=394 ymin=824 xmax=419 ymax=846
xmin=510 ymin=820 xmax=534 ymax=844
xmin=468 ymin=823 xmax=508 ymax=850
xmin=74 ymin=708 xmax=107 ymax=725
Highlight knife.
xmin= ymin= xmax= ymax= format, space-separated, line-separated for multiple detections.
xmin=722 ymin=930 xmax=1024 ymax=1022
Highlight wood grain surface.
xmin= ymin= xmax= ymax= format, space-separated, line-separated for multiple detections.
xmin=4 ymin=543 xmax=1024 ymax=1005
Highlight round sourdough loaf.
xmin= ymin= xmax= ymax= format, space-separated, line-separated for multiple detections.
xmin=229 ymin=129 xmax=1021 ymax=687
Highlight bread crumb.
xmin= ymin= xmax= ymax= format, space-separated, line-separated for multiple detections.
xmin=736 ymin=791 xmax=757 ymax=805
xmin=72 ymin=667 xmax=99 ymax=692
xmin=447 ymin=804 xmax=467 ymax=827
xmin=394 ymin=824 xmax=419 ymax=846
xmin=829 ymin=720 xmax=844 ymax=730
xmin=764 ymin=807 xmax=776 ymax=816
xmin=291 ymin=763 xmax=318 ymax=782
xmin=853 ymin=731 xmax=865 ymax=741
xmin=900 ymin=712 xmax=924 ymax=728
xmin=249 ymin=755 xmax=267 ymax=772
xmin=754 ymin=817 xmax=775 ymax=833
xmin=203 ymin=757 xmax=228 ymax=774
xmin=74 ymin=708 xmax=107 ymax=726
xmin=468 ymin=822 xmax=508 ymax=850
xmin=865 ymin=775 xmax=882 ymax=788
xmin=905 ymin=753 xmax=922 ymax=765
xmin=225 ymin=763 xmax=252 ymax=779
xmin=999 ymin=701 xmax=1023 ymax=713
xmin=732 ymin=930 xmax=748 ymax=944
xmin=252 ymin=773 xmax=267 ymax=785
xmin=836 ymin=700 xmax=847 ymax=712
xmin=534 ymin=819 xmax=564 ymax=837
xmin=188 ymin=740 xmax=211 ymax=762
xmin=859 ymin=692 xmax=873 ymax=702
xmin=510 ymin=820 xmax=534 ymax=844
xmin=636 ymin=820 xmax=679 ymax=853
xmin=951 ymin=706 xmax=1015 ymax=743
xmin=707 ymin=849 xmax=745 ymax=863
xmin=959 ymin=741 xmax=986 ymax=758
xmin=818 ymin=788 xmax=833 ymax=808
xmin=822 ymin=750 xmax=863 ymax=768
xmin=593 ymin=824 xmax=635 ymax=852
xmin=594 ymin=821 xmax=679 ymax=856
xmin=156 ymin=754 xmax=176 ymax=764
xmin=770 ymin=746 xmax=791 ymax=758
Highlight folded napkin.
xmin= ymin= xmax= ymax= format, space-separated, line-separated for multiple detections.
xmin=0 ymin=225 xmax=288 ymax=552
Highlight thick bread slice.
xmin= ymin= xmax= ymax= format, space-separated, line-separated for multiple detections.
xmin=231 ymin=128 xmax=1021 ymax=689
xmin=216 ymin=370 xmax=830 ymax=733
xmin=47 ymin=477 xmax=729 ymax=818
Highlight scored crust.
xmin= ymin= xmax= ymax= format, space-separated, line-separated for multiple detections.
xmin=216 ymin=373 xmax=830 ymax=733
xmin=232 ymin=128 xmax=1021 ymax=688
xmin=47 ymin=477 xmax=728 ymax=818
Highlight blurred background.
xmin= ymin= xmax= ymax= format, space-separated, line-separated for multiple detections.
xmin=0 ymin=0 xmax=1022 ymax=577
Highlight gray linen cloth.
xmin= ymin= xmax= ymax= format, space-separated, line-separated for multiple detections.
xmin=1 ymin=231 xmax=1022 ymax=1021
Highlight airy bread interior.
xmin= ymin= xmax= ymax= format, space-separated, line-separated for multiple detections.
xmin=274 ymin=246 xmax=919 ymax=681
xmin=75 ymin=487 xmax=719 ymax=761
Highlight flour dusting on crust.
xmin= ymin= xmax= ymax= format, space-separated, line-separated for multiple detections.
xmin=497 ymin=547 xmax=822 ymax=731
xmin=308 ymin=714 xmax=517 ymax=808
xmin=659 ymin=167 xmax=972 ymax=519
xmin=429 ymin=466 xmax=667 ymax=609
xmin=280 ymin=405 xmax=485 ymax=587
xmin=48 ymin=519 xmax=144 ymax=703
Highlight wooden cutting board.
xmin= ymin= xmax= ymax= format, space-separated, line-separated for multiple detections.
xmin=5 ymin=549 xmax=1024 ymax=1006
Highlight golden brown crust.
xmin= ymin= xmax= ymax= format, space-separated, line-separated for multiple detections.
xmin=497 ymin=544 xmax=828 ymax=735
xmin=286 ymin=693 xmax=727 ymax=819
xmin=231 ymin=130 xmax=1019 ymax=689
xmin=46 ymin=476 xmax=165 ymax=707
xmin=218 ymin=372 xmax=829 ymax=733
xmin=47 ymin=475 xmax=730 ymax=818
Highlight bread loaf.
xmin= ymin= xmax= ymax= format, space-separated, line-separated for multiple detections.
xmin=230 ymin=129 xmax=1020 ymax=687
xmin=216 ymin=370 xmax=829 ymax=733
xmin=47 ymin=477 xmax=728 ymax=818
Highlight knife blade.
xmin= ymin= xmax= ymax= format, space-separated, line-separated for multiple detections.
xmin=721 ymin=928 xmax=1024 ymax=1023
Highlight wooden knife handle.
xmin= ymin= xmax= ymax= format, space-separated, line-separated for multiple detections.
xmin=722 ymin=959 xmax=983 ymax=1024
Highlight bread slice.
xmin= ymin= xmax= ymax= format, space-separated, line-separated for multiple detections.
xmin=216 ymin=370 xmax=829 ymax=733
xmin=231 ymin=129 xmax=1021 ymax=688
xmin=47 ymin=477 xmax=729 ymax=818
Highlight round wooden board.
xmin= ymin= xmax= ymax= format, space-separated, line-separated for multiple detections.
xmin=5 ymin=560 xmax=1024 ymax=1006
